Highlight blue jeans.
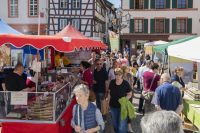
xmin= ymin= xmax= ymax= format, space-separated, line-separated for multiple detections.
xmin=110 ymin=107 xmax=128 ymax=133
xmin=95 ymin=92 xmax=104 ymax=110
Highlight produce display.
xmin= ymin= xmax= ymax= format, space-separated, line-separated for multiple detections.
xmin=185 ymin=88 xmax=200 ymax=101
xmin=27 ymin=95 xmax=54 ymax=121
xmin=1 ymin=71 xmax=79 ymax=122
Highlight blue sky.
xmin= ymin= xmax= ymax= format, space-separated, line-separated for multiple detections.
xmin=108 ymin=0 xmax=121 ymax=8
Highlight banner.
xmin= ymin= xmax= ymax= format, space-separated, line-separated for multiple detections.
xmin=169 ymin=56 xmax=193 ymax=83
xmin=0 ymin=45 xmax=11 ymax=66
xmin=108 ymin=30 xmax=119 ymax=51
xmin=65 ymin=50 xmax=91 ymax=65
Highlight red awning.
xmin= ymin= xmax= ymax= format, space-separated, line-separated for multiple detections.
xmin=0 ymin=34 xmax=74 ymax=52
xmin=56 ymin=24 xmax=107 ymax=50
xmin=0 ymin=33 xmax=107 ymax=52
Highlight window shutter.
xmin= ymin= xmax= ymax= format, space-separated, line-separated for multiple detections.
xmin=130 ymin=19 xmax=134 ymax=33
xmin=144 ymin=0 xmax=149 ymax=9
xmin=172 ymin=0 xmax=177 ymax=8
xmin=165 ymin=19 xmax=170 ymax=33
xmin=188 ymin=0 xmax=193 ymax=8
xmin=130 ymin=0 xmax=135 ymax=9
xmin=187 ymin=18 xmax=192 ymax=34
xmin=151 ymin=0 xmax=155 ymax=9
xmin=144 ymin=19 xmax=148 ymax=33
xmin=172 ymin=18 xmax=177 ymax=33
xmin=166 ymin=0 xmax=170 ymax=8
xmin=150 ymin=19 xmax=155 ymax=33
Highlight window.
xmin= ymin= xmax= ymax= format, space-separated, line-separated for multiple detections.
xmin=134 ymin=19 xmax=143 ymax=33
xmin=29 ymin=0 xmax=38 ymax=16
xmin=155 ymin=19 xmax=165 ymax=33
xmin=155 ymin=0 xmax=165 ymax=9
xmin=59 ymin=19 xmax=68 ymax=30
xmin=60 ymin=0 xmax=68 ymax=8
xmin=177 ymin=0 xmax=186 ymax=8
xmin=72 ymin=0 xmax=80 ymax=9
xmin=9 ymin=0 xmax=18 ymax=17
xmin=177 ymin=18 xmax=187 ymax=33
xmin=135 ymin=0 xmax=144 ymax=9
xmin=72 ymin=19 xmax=80 ymax=30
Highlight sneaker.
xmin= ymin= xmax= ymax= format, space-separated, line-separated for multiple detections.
xmin=128 ymin=123 xmax=134 ymax=133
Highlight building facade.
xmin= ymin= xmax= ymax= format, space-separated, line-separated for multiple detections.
xmin=0 ymin=0 xmax=48 ymax=35
xmin=48 ymin=0 xmax=109 ymax=42
xmin=121 ymin=0 xmax=200 ymax=54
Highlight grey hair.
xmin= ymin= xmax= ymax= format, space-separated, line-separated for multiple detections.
xmin=141 ymin=111 xmax=184 ymax=133
xmin=161 ymin=73 xmax=171 ymax=82
xmin=73 ymin=84 xmax=90 ymax=96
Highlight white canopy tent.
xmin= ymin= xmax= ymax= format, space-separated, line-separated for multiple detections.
xmin=144 ymin=40 xmax=168 ymax=46
xmin=144 ymin=40 xmax=168 ymax=64
xmin=168 ymin=37 xmax=200 ymax=62
xmin=168 ymin=36 xmax=200 ymax=88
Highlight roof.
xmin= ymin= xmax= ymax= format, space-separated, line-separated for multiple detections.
xmin=168 ymin=36 xmax=200 ymax=62
xmin=55 ymin=24 xmax=107 ymax=50
xmin=0 ymin=19 xmax=22 ymax=34
xmin=153 ymin=36 xmax=197 ymax=53
xmin=56 ymin=24 xmax=87 ymax=39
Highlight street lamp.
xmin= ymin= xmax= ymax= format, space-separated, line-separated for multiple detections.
xmin=116 ymin=8 xmax=131 ymax=52
xmin=116 ymin=8 xmax=131 ymax=32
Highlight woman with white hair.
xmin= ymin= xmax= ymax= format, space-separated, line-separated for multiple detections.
xmin=141 ymin=110 xmax=184 ymax=133
xmin=71 ymin=84 xmax=104 ymax=133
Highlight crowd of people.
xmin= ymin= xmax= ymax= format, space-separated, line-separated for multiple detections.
xmin=71 ymin=50 xmax=186 ymax=133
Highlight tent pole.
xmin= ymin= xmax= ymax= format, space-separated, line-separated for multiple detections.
xmin=197 ymin=62 xmax=200 ymax=90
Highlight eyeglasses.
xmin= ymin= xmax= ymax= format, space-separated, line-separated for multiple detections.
xmin=97 ymin=63 xmax=102 ymax=65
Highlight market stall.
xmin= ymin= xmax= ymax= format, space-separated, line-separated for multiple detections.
xmin=0 ymin=25 xmax=107 ymax=133
xmin=152 ymin=36 xmax=197 ymax=73
xmin=144 ymin=40 xmax=168 ymax=55
xmin=168 ymin=36 xmax=200 ymax=131
xmin=144 ymin=40 xmax=168 ymax=62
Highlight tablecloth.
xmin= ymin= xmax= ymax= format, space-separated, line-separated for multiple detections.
xmin=183 ymin=99 xmax=200 ymax=130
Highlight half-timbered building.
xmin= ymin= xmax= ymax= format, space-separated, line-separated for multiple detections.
xmin=48 ymin=0 xmax=108 ymax=42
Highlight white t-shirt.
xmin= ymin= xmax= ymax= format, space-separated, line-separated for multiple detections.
xmin=108 ymin=68 xmax=115 ymax=81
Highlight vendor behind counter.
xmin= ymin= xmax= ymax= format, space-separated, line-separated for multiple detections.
xmin=3 ymin=62 xmax=35 ymax=92
xmin=55 ymin=52 xmax=71 ymax=68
